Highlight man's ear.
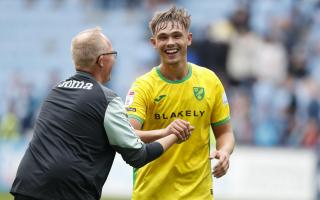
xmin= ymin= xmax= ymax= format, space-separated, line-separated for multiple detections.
xmin=150 ymin=37 xmax=156 ymax=48
xmin=187 ymin=32 xmax=193 ymax=46
xmin=97 ymin=56 xmax=103 ymax=67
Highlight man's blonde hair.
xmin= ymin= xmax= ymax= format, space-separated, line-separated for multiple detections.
xmin=149 ymin=6 xmax=191 ymax=35
xmin=71 ymin=27 xmax=108 ymax=68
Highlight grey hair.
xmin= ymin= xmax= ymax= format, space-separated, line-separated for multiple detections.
xmin=71 ymin=27 xmax=108 ymax=68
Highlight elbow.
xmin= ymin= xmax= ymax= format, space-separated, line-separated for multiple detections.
xmin=126 ymin=160 xmax=145 ymax=168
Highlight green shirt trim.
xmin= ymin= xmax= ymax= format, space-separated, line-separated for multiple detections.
xmin=133 ymin=168 xmax=138 ymax=186
xmin=156 ymin=63 xmax=192 ymax=84
xmin=211 ymin=116 xmax=231 ymax=126
xmin=128 ymin=114 xmax=144 ymax=125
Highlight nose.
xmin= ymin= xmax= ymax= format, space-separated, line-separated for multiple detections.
xmin=167 ymin=36 xmax=175 ymax=46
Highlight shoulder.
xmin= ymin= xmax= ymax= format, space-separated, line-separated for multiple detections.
xmin=131 ymin=67 xmax=158 ymax=91
xmin=190 ymin=63 xmax=220 ymax=82
xmin=97 ymin=83 xmax=119 ymax=102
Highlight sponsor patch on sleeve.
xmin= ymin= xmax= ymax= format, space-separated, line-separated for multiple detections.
xmin=222 ymin=92 xmax=228 ymax=105
xmin=125 ymin=90 xmax=135 ymax=106
xmin=126 ymin=107 xmax=136 ymax=112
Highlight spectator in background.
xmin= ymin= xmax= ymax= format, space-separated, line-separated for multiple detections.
xmin=126 ymin=6 xmax=235 ymax=200
xmin=229 ymin=88 xmax=252 ymax=144
xmin=10 ymin=27 xmax=192 ymax=200
xmin=254 ymin=31 xmax=288 ymax=85
xmin=0 ymin=102 xmax=19 ymax=140
xmin=226 ymin=7 xmax=262 ymax=87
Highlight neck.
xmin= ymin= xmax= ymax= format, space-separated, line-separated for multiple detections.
xmin=77 ymin=65 xmax=104 ymax=84
xmin=159 ymin=61 xmax=189 ymax=81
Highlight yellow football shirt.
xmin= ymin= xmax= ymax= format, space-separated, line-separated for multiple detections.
xmin=125 ymin=62 xmax=230 ymax=200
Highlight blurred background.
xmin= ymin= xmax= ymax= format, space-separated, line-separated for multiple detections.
xmin=0 ymin=0 xmax=319 ymax=200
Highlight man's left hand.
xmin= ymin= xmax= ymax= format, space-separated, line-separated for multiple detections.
xmin=209 ymin=150 xmax=230 ymax=178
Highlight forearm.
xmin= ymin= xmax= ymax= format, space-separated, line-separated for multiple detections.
xmin=155 ymin=134 xmax=178 ymax=151
xmin=126 ymin=134 xmax=178 ymax=168
xmin=212 ymin=122 xmax=235 ymax=155
xmin=135 ymin=129 xmax=166 ymax=143
xmin=131 ymin=118 xmax=193 ymax=143
xmin=216 ymin=131 xmax=235 ymax=155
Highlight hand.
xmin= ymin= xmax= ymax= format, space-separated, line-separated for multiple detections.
xmin=176 ymin=124 xmax=194 ymax=144
xmin=163 ymin=119 xmax=194 ymax=142
xmin=209 ymin=150 xmax=230 ymax=178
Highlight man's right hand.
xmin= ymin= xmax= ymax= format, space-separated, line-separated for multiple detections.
xmin=163 ymin=119 xmax=194 ymax=143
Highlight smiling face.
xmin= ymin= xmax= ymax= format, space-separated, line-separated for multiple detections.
xmin=150 ymin=21 xmax=192 ymax=67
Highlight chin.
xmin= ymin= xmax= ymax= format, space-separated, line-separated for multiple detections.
xmin=165 ymin=59 xmax=180 ymax=65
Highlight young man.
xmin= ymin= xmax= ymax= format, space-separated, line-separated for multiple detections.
xmin=10 ymin=27 xmax=192 ymax=200
xmin=125 ymin=7 xmax=235 ymax=199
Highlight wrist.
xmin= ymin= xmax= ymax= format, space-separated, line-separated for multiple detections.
xmin=219 ymin=148 xmax=231 ymax=157
xmin=170 ymin=134 xmax=179 ymax=143
xmin=160 ymin=128 xmax=168 ymax=138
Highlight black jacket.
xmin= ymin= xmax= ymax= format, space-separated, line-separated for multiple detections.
xmin=10 ymin=71 xmax=163 ymax=200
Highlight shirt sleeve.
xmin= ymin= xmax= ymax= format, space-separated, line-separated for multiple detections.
xmin=104 ymin=96 xmax=163 ymax=168
xmin=211 ymin=77 xmax=231 ymax=126
xmin=124 ymin=79 xmax=151 ymax=125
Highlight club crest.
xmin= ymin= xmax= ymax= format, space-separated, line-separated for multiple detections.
xmin=193 ymin=87 xmax=205 ymax=100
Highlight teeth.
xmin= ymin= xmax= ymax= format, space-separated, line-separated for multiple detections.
xmin=165 ymin=49 xmax=178 ymax=54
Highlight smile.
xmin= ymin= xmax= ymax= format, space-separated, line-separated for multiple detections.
xmin=165 ymin=49 xmax=178 ymax=54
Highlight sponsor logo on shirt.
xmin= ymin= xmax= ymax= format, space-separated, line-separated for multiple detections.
xmin=57 ymin=80 xmax=93 ymax=90
xmin=193 ymin=87 xmax=205 ymax=101
xmin=154 ymin=110 xmax=205 ymax=119
xmin=154 ymin=95 xmax=166 ymax=104
xmin=126 ymin=107 xmax=136 ymax=112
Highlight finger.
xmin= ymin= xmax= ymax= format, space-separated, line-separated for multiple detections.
xmin=213 ymin=159 xmax=229 ymax=176
xmin=214 ymin=170 xmax=225 ymax=178
xmin=178 ymin=120 xmax=193 ymax=131
xmin=172 ymin=127 xmax=186 ymax=140
xmin=176 ymin=138 xmax=183 ymax=144
xmin=213 ymin=162 xmax=229 ymax=178
xmin=174 ymin=121 xmax=190 ymax=139
xmin=213 ymin=160 xmax=222 ymax=172
xmin=209 ymin=151 xmax=217 ymax=159
xmin=213 ymin=154 xmax=227 ymax=171
xmin=178 ymin=120 xmax=195 ymax=134
xmin=178 ymin=119 xmax=190 ymax=126
xmin=214 ymin=162 xmax=226 ymax=174
xmin=171 ymin=122 xmax=185 ymax=135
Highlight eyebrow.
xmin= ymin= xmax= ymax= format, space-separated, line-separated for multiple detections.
xmin=157 ymin=30 xmax=183 ymax=37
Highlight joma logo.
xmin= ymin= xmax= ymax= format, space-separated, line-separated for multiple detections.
xmin=154 ymin=95 xmax=166 ymax=103
xmin=57 ymin=80 xmax=93 ymax=90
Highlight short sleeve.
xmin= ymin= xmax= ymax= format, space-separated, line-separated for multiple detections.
xmin=125 ymin=79 xmax=151 ymax=125
xmin=211 ymin=78 xmax=231 ymax=126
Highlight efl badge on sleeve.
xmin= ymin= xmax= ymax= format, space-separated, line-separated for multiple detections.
xmin=125 ymin=90 xmax=135 ymax=106
xmin=193 ymin=87 xmax=205 ymax=101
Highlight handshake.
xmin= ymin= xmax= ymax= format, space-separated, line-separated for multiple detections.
xmin=163 ymin=119 xmax=195 ymax=143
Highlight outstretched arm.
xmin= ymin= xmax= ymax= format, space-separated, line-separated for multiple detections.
xmin=130 ymin=118 xmax=194 ymax=143
xmin=104 ymin=97 xmax=193 ymax=168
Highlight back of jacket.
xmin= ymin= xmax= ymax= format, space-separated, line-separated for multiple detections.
xmin=11 ymin=71 xmax=118 ymax=200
